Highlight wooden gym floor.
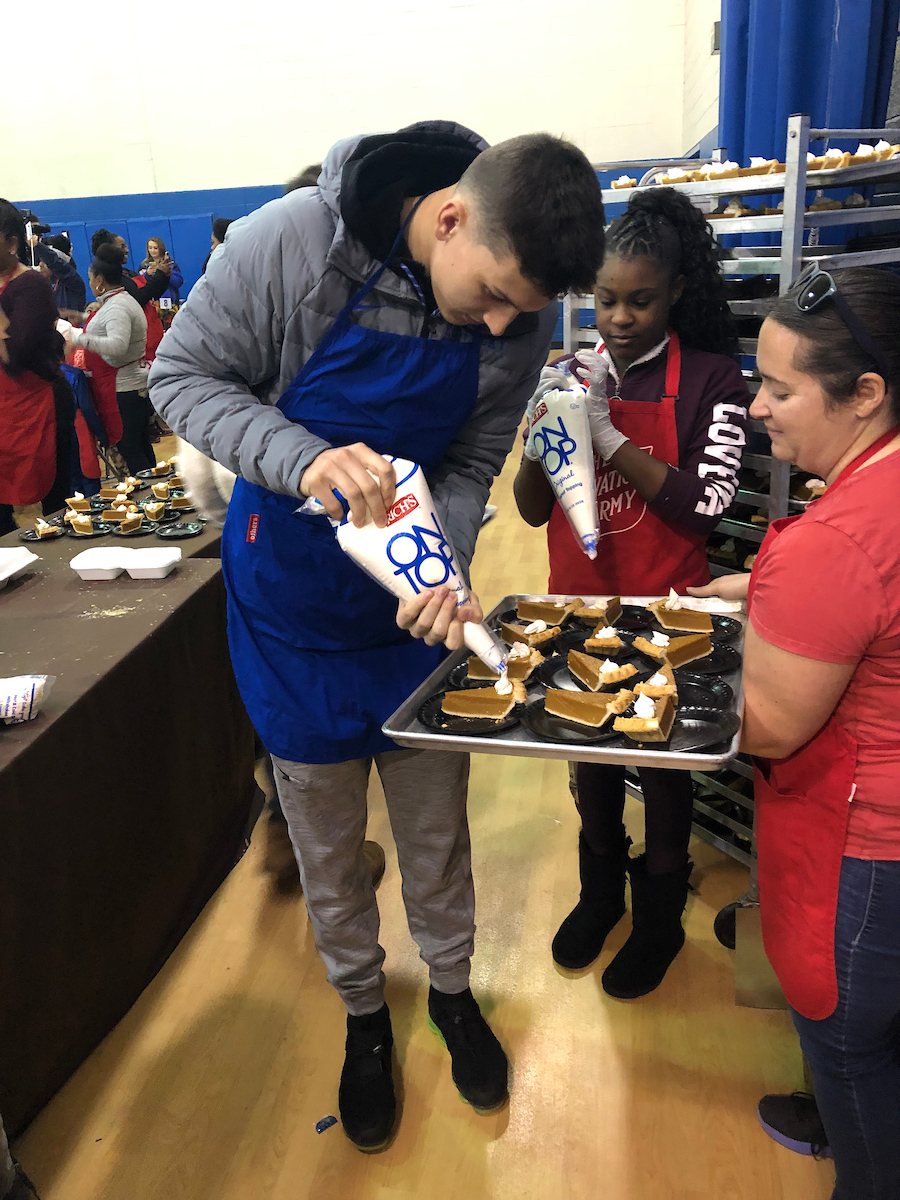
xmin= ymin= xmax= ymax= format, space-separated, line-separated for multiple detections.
xmin=16 ymin=445 xmax=834 ymax=1199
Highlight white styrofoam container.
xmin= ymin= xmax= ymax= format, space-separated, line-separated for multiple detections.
xmin=0 ymin=548 xmax=40 ymax=588
xmin=69 ymin=548 xmax=132 ymax=580
xmin=124 ymin=548 xmax=182 ymax=579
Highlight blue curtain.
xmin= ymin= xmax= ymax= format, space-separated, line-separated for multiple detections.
xmin=720 ymin=0 xmax=900 ymax=164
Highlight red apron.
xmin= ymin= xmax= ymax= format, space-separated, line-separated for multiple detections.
xmin=548 ymin=332 xmax=710 ymax=594
xmin=0 ymin=272 xmax=57 ymax=505
xmin=749 ymin=427 xmax=900 ymax=1019
xmin=0 ymin=365 xmax=57 ymax=505
xmin=132 ymin=275 xmax=164 ymax=362
xmin=70 ymin=306 xmax=126 ymax=477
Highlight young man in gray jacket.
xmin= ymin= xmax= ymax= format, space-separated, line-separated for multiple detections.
xmin=150 ymin=120 xmax=604 ymax=1150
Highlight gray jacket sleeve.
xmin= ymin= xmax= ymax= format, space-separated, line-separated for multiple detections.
xmin=148 ymin=203 xmax=331 ymax=497
xmin=431 ymin=303 xmax=557 ymax=579
xmin=79 ymin=301 xmax=142 ymax=366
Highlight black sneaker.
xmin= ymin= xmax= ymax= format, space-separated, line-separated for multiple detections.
xmin=758 ymin=1092 xmax=832 ymax=1158
xmin=427 ymin=987 xmax=508 ymax=1111
xmin=338 ymin=1005 xmax=396 ymax=1151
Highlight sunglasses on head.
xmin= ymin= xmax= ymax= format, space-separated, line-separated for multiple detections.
xmin=790 ymin=264 xmax=892 ymax=383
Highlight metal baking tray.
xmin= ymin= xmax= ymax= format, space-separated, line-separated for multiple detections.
xmin=383 ymin=595 xmax=744 ymax=770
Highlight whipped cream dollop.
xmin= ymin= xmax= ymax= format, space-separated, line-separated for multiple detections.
xmin=666 ymin=168 xmax=691 ymax=181
xmin=663 ymin=587 xmax=682 ymax=611
xmin=647 ymin=672 xmax=668 ymax=687
xmin=708 ymin=160 xmax=739 ymax=176
xmin=523 ymin=619 xmax=547 ymax=635
xmin=494 ymin=674 xmax=513 ymax=696
xmin=594 ymin=625 xmax=618 ymax=639
xmin=615 ymin=174 xmax=634 ymax=186
xmin=35 ymin=518 xmax=52 ymax=532
xmin=854 ymin=143 xmax=876 ymax=158
xmin=598 ymin=659 xmax=619 ymax=677
xmin=875 ymin=140 xmax=892 ymax=153
xmin=823 ymin=147 xmax=845 ymax=162
xmin=651 ymin=631 xmax=670 ymax=648
xmin=749 ymin=157 xmax=771 ymax=168
xmin=807 ymin=152 xmax=817 ymax=163
xmin=633 ymin=693 xmax=657 ymax=720
xmin=806 ymin=478 xmax=826 ymax=490
xmin=508 ymin=641 xmax=530 ymax=661
xmin=73 ymin=491 xmax=84 ymax=501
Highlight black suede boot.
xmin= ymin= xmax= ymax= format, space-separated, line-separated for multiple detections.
xmin=428 ymin=987 xmax=509 ymax=1111
xmin=551 ymin=832 xmax=631 ymax=969
xmin=602 ymin=854 xmax=692 ymax=999
xmin=338 ymin=1004 xmax=396 ymax=1151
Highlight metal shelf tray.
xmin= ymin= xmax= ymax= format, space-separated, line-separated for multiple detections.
xmin=383 ymin=595 xmax=744 ymax=770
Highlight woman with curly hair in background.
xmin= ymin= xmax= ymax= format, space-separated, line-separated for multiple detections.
xmin=515 ymin=189 xmax=750 ymax=997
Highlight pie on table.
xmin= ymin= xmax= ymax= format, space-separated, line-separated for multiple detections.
xmin=665 ymin=633 xmax=712 ymax=669
xmin=633 ymin=634 xmax=669 ymax=662
xmin=568 ymin=649 xmax=637 ymax=692
xmin=119 ymin=513 xmax=143 ymax=533
xmin=635 ymin=663 xmax=678 ymax=702
xmin=517 ymin=598 xmax=583 ymax=624
xmin=71 ymin=514 xmax=93 ymax=534
xmin=468 ymin=647 xmax=543 ymax=682
xmin=501 ymin=621 xmax=560 ymax=649
xmin=647 ymin=593 xmax=713 ymax=634
xmin=614 ymin=695 xmax=677 ymax=743
xmin=441 ymin=679 xmax=527 ymax=721
xmin=573 ymin=595 xmax=623 ymax=625
xmin=34 ymin=518 xmax=57 ymax=539
xmin=544 ymin=687 xmax=634 ymax=728
xmin=585 ymin=626 xmax=624 ymax=653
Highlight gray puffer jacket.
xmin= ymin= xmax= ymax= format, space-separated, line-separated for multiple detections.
xmin=149 ymin=121 xmax=556 ymax=571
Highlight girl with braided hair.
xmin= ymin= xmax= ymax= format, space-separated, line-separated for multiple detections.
xmin=515 ymin=187 xmax=750 ymax=999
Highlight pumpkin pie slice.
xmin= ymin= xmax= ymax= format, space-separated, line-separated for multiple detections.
xmin=647 ymin=591 xmax=713 ymax=633
xmin=151 ymin=482 xmax=170 ymax=501
xmin=34 ymin=518 xmax=58 ymax=539
xmin=144 ymin=501 xmax=166 ymax=521
xmin=568 ymin=649 xmax=637 ymax=692
xmin=633 ymin=633 xmax=670 ymax=662
xmin=501 ymin=621 xmax=559 ymax=649
xmin=65 ymin=493 xmax=90 ymax=512
xmin=634 ymin=663 xmax=678 ymax=703
xmin=71 ymin=513 xmax=93 ymax=534
xmin=441 ymin=679 xmax=526 ymax=721
xmin=119 ymin=513 xmax=143 ymax=533
xmin=544 ymin=686 xmax=634 ymax=728
xmin=573 ymin=596 xmax=622 ymax=625
xmin=468 ymin=647 xmax=543 ymax=682
xmin=170 ymin=495 xmax=193 ymax=510
xmin=614 ymin=695 xmax=677 ymax=743
xmin=584 ymin=626 xmax=624 ymax=654
xmin=151 ymin=461 xmax=170 ymax=476
xmin=666 ymin=633 xmax=712 ymax=669
xmin=517 ymin=598 xmax=583 ymax=624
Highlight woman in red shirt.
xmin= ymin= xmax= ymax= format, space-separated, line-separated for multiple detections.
xmin=515 ymin=190 xmax=749 ymax=998
xmin=694 ymin=266 xmax=900 ymax=1200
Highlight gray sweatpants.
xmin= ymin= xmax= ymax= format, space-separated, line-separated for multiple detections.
xmin=272 ymin=748 xmax=474 ymax=1016
xmin=1 ymin=1111 xmax=14 ymax=1198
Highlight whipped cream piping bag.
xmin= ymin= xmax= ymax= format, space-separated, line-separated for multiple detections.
xmin=298 ymin=457 xmax=508 ymax=675
xmin=530 ymin=385 xmax=599 ymax=559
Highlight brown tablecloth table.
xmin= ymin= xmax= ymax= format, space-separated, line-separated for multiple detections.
xmin=0 ymin=553 xmax=258 ymax=1137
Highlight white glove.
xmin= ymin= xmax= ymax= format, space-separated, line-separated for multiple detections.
xmin=574 ymin=349 xmax=629 ymax=463
xmin=523 ymin=364 xmax=575 ymax=460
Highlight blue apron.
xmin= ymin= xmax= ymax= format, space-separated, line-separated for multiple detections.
xmin=221 ymin=221 xmax=481 ymax=764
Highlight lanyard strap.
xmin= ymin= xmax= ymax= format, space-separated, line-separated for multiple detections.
xmin=661 ymin=329 xmax=681 ymax=400
xmin=827 ymin=426 xmax=900 ymax=493
xmin=341 ymin=195 xmax=431 ymax=316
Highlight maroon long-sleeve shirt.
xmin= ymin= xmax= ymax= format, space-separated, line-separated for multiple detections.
xmin=0 ymin=270 xmax=63 ymax=381
xmin=555 ymin=338 xmax=750 ymax=536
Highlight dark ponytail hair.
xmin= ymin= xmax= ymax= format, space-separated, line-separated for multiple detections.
xmin=606 ymin=188 xmax=738 ymax=357
xmin=0 ymin=199 xmax=28 ymax=263
xmin=90 ymin=242 xmax=126 ymax=287
xmin=770 ymin=267 xmax=900 ymax=421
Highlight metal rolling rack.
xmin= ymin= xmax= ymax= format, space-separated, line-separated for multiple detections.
xmin=565 ymin=115 xmax=900 ymax=865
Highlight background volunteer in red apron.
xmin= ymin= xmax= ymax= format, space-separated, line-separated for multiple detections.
xmin=692 ymin=266 xmax=900 ymax=1200
xmin=515 ymin=189 xmax=749 ymax=998
xmin=0 ymin=199 xmax=63 ymax=538
xmin=149 ymin=124 xmax=606 ymax=1151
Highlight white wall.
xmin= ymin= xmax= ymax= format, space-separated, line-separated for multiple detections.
xmin=682 ymin=0 xmax=721 ymax=153
xmin=4 ymin=0 xmax=689 ymax=200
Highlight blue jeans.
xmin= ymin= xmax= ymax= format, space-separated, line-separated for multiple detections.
xmin=791 ymin=857 xmax=900 ymax=1200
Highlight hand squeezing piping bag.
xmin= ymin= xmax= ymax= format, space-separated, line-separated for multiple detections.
xmin=298 ymin=457 xmax=508 ymax=675
xmin=530 ymin=384 xmax=599 ymax=558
